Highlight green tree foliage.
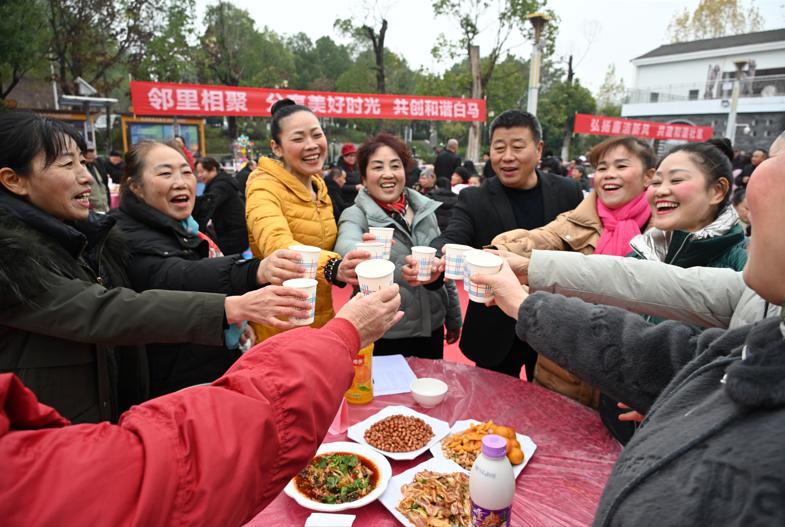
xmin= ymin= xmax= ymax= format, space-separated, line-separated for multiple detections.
xmin=667 ymin=0 xmax=763 ymax=43
xmin=287 ymin=34 xmax=352 ymax=91
xmin=595 ymin=64 xmax=625 ymax=116
xmin=0 ymin=0 xmax=50 ymax=100
xmin=537 ymin=76 xmax=596 ymax=156
xmin=47 ymin=0 xmax=164 ymax=94
xmin=134 ymin=0 xmax=197 ymax=83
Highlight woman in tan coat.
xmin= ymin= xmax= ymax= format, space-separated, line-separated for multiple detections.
xmin=245 ymin=99 xmax=369 ymax=342
xmin=491 ymin=136 xmax=656 ymax=407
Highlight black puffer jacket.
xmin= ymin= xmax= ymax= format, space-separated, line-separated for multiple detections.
xmin=194 ymin=171 xmax=248 ymax=255
xmin=0 ymin=192 xmax=225 ymax=423
xmin=112 ymin=192 xmax=262 ymax=396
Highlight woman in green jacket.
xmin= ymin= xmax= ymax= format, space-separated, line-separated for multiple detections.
xmin=604 ymin=137 xmax=747 ymax=442
xmin=0 ymin=112 xmax=307 ymax=423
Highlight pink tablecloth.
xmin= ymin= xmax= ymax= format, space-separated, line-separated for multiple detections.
xmin=246 ymin=358 xmax=621 ymax=527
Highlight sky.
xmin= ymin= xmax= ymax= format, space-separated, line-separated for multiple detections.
xmin=196 ymin=0 xmax=785 ymax=94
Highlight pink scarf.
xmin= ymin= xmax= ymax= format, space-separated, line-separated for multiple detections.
xmin=594 ymin=193 xmax=651 ymax=256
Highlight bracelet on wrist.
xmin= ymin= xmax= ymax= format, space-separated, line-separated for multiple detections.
xmin=324 ymin=257 xmax=347 ymax=287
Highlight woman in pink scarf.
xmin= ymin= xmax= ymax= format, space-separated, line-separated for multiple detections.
xmin=490 ymin=136 xmax=657 ymax=407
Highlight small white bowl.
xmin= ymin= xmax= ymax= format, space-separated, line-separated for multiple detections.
xmin=410 ymin=377 xmax=448 ymax=408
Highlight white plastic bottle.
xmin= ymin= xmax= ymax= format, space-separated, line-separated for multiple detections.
xmin=470 ymin=434 xmax=515 ymax=527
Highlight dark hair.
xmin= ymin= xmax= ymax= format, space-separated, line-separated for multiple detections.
xmin=489 ymin=109 xmax=542 ymax=143
xmin=0 ymin=112 xmax=87 ymax=182
xmin=121 ymin=140 xmax=187 ymax=196
xmin=357 ymin=133 xmax=414 ymax=180
xmin=270 ymin=98 xmax=315 ymax=145
xmin=463 ymin=160 xmax=478 ymax=175
xmin=732 ymin=187 xmax=746 ymax=206
xmin=468 ymin=174 xmax=483 ymax=182
xmin=109 ymin=150 xmax=123 ymax=157
xmin=196 ymin=156 xmax=220 ymax=173
xmin=571 ymin=164 xmax=588 ymax=177
xmin=663 ymin=137 xmax=734 ymax=209
xmin=436 ymin=176 xmax=451 ymax=190
xmin=452 ymin=166 xmax=471 ymax=183
xmin=588 ymin=136 xmax=657 ymax=172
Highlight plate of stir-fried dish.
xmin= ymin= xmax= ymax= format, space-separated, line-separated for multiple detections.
xmin=285 ymin=441 xmax=392 ymax=512
xmin=379 ymin=457 xmax=471 ymax=527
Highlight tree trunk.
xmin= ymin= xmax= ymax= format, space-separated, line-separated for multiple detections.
xmin=466 ymin=45 xmax=482 ymax=163
xmin=560 ymin=55 xmax=574 ymax=161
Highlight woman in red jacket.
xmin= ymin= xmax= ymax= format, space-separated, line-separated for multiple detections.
xmin=0 ymin=286 xmax=403 ymax=527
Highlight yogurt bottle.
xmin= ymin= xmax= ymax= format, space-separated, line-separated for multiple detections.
xmin=470 ymin=434 xmax=515 ymax=526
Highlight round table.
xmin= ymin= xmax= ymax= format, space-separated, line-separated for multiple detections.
xmin=246 ymin=358 xmax=621 ymax=526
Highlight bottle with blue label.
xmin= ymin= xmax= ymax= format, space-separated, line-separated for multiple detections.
xmin=470 ymin=434 xmax=515 ymax=527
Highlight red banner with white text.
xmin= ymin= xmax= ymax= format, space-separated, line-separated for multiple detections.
xmin=130 ymin=81 xmax=486 ymax=122
xmin=573 ymin=113 xmax=713 ymax=142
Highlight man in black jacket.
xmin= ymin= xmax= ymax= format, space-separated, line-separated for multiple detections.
xmin=194 ymin=157 xmax=248 ymax=255
xmin=431 ymin=110 xmax=583 ymax=379
xmin=434 ymin=138 xmax=462 ymax=181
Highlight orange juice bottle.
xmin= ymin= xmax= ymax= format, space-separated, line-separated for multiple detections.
xmin=345 ymin=343 xmax=374 ymax=404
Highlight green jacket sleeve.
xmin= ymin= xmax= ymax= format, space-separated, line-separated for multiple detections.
xmin=2 ymin=274 xmax=225 ymax=347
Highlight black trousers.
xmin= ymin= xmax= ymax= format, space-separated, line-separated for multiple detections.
xmin=473 ymin=338 xmax=535 ymax=381
xmin=373 ymin=327 xmax=444 ymax=360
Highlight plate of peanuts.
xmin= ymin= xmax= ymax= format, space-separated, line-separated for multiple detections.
xmin=429 ymin=419 xmax=537 ymax=478
xmin=347 ymin=405 xmax=451 ymax=461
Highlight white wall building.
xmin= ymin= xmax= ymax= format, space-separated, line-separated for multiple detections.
xmin=621 ymin=29 xmax=785 ymax=151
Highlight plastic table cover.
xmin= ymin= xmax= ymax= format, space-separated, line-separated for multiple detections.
xmin=245 ymin=357 xmax=622 ymax=527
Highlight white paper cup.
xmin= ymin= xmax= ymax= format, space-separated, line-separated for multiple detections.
xmin=356 ymin=241 xmax=386 ymax=260
xmin=411 ymin=246 xmax=437 ymax=281
xmin=282 ymin=278 xmax=317 ymax=325
xmin=355 ymin=259 xmax=396 ymax=296
xmin=462 ymin=250 xmax=486 ymax=291
xmin=289 ymin=244 xmax=320 ymax=279
xmin=369 ymin=227 xmax=394 ymax=259
xmin=443 ymin=243 xmax=474 ymax=280
xmin=465 ymin=251 xmax=503 ymax=303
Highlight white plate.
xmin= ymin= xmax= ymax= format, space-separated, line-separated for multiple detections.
xmin=379 ymin=457 xmax=468 ymax=527
xmin=284 ymin=441 xmax=392 ymax=512
xmin=346 ymin=405 xmax=451 ymax=461
xmin=429 ymin=419 xmax=537 ymax=479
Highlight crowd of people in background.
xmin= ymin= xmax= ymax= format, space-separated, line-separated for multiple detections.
xmin=1 ymin=102 xmax=784 ymax=526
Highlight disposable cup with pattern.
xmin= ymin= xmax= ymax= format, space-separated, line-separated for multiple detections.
xmin=282 ymin=278 xmax=318 ymax=325
xmin=411 ymin=246 xmax=437 ymax=281
xmin=462 ymin=250 xmax=486 ymax=291
xmin=368 ymin=227 xmax=394 ymax=260
xmin=443 ymin=243 xmax=474 ymax=280
xmin=465 ymin=251 xmax=503 ymax=303
xmin=355 ymin=259 xmax=396 ymax=296
xmin=289 ymin=244 xmax=320 ymax=280
xmin=356 ymin=241 xmax=386 ymax=260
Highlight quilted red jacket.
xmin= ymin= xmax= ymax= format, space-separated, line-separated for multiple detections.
xmin=0 ymin=318 xmax=359 ymax=527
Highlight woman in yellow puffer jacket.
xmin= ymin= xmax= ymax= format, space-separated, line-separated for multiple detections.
xmin=246 ymin=99 xmax=369 ymax=342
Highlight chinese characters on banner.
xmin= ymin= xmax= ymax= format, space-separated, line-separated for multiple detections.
xmin=573 ymin=113 xmax=713 ymax=142
xmin=130 ymin=81 xmax=486 ymax=122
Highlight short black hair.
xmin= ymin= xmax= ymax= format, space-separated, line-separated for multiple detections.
xmin=0 ymin=111 xmax=86 ymax=179
xmin=436 ymin=176 xmax=451 ymax=190
xmin=452 ymin=166 xmax=471 ymax=183
xmin=109 ymin=150 xmax=123 ymax=157
xmin=732 ymin=187 xmax=746 ymax=206
xmin=270 ymin=98 xmax=315 ymax=145
xmin=489 ymin=109 xmax=542 ymax=143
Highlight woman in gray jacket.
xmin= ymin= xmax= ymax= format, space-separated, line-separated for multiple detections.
xmin=335 ymin=133 xmax=461 ymax=359
xmin=473 ymin=150 xmax=785 ymax=525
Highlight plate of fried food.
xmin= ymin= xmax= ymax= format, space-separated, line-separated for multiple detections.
xmin=429 ymin=419 xmax=536 ymax=478
xmin=284 ymin=441 xmax=392 ymax=512
xmin=378 ymin=457 xmax=471 ymax=527
xmin=346 ymin=405 xmax=451 ymax=461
